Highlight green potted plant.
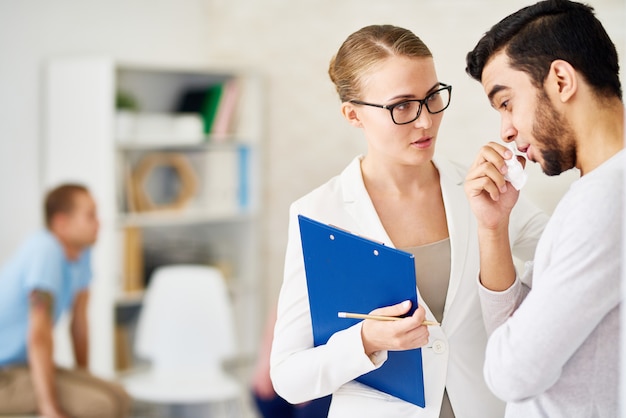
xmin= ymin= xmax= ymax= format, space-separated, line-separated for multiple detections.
xmin=115 ymin=90 xmax=139 ymax=142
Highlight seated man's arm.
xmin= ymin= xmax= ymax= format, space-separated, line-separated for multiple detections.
xmin=71 ymin=290 xmax=89 ymax=369
xmin=28 ymin=290 xmax=68 ymax=418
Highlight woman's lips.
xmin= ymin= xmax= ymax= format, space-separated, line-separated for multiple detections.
xmin=411 ymin=136 xmax=433 ymax=149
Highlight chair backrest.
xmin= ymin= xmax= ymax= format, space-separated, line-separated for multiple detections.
xmin=135 ymin=264 xmax=237 ymax=374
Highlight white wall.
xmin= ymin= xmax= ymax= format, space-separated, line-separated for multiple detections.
xmin=0 ymin=0 xmax=624 ymax=368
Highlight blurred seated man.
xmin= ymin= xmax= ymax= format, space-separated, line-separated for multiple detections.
xmin=0 ymin=184 xmax=130 ymax=418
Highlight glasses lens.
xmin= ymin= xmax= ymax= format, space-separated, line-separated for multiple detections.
xmin=425 ymin=87 xmax=451 ymax=114
xmin=391 ymin=101 xmax=422 ymax=124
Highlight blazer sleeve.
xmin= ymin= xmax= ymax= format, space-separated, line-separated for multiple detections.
xmin=269 ymin=202 xmax=386 ymax=404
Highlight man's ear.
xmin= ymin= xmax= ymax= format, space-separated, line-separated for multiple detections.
xmin=341 ymin=102 xmax=363 ymax=128
xmin=50 ymin=212 xmax=69 ymax=234
xmin=547 ymin=60 xmax=578 ymax=103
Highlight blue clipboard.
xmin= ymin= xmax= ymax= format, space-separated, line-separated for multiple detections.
xmin=298 ymin=215 xmax=425 ymax=408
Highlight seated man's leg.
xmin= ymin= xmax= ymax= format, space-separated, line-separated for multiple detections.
xmin=0 ymin=366 xmax=38 ymax=414
xmin=55 ymin=367 xmax=131 ymax=418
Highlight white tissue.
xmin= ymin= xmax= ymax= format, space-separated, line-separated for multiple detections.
xmin=503 ymin=144 xmax=527 ymax=190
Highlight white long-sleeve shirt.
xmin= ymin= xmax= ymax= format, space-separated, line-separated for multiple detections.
xmin=479 ymin=150 xmax=624 ymax=417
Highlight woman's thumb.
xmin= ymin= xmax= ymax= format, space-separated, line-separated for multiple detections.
xmin=370 ymin=300 xmax=412 ymax=317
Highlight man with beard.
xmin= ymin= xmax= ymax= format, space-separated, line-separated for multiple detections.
xmin=463 ymin=1 xmax=623 ymax=417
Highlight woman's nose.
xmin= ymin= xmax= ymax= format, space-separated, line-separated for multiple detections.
xmin=413 ymin=109 xmax=432 ymax=129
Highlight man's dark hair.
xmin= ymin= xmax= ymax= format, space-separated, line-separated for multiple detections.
xmin=466 ymin=0 xmax=621 ymax=99
xmin=44 ymin=183 xmax=89 ymax=229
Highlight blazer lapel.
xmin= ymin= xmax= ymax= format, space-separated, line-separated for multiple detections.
xmin=340 ymin=156 xmax=392 ymax=245
xmin=433 ymin=158 xmax=471 ymax=320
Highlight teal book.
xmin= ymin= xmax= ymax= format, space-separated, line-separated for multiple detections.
xmin=298 ymin=215 xmax=425 ymax=408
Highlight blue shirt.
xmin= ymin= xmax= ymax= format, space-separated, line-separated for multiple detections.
xmin=0 ymin=230 xmax=92 ymax=366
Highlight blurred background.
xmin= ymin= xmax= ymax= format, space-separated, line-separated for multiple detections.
xmin=0 ymin=1 xmax=624 ymax=417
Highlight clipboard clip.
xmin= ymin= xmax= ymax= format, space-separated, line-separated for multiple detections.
xmin=328 ymin=224 xmax=386 ymax=246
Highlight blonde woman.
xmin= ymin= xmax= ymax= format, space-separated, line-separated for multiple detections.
xmin=270 ymin=25 xmax=547 ymax=418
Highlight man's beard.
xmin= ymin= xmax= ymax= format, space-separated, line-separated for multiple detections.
xmin=532 ymin=91 xmax=577 ymax=176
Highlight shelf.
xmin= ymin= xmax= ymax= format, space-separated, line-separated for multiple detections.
xmin=115 ymin=136 xmax=253 ymax=151
xmin=46 ymin=55 xmax=263 ymax=375
xmin=117 ymin=208 xmax=255 ymax=228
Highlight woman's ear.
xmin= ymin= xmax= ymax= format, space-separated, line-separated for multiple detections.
xmin=341 ymin=102 xmax=363 ymax=128
xmin=548 ymin=59 xmax=578 ymax=103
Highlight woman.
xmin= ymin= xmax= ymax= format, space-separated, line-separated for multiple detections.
xmin=270 ymin=25 xmax=547 ymax=418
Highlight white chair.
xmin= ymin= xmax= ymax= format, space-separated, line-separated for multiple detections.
xmin=121 ymin=264 xmax=242 ymax=417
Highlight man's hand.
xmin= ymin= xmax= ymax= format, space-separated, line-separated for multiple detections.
xmin=465 ymin=142 xmax=521 ymax=291
xmin=39 ymin=404 xmax=70 ymax=418
xmin=464 ymin=142 xmax=524 ymax=230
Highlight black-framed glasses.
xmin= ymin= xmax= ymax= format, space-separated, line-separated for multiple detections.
xmin=350 ymin=82 xmax=452 ymax=125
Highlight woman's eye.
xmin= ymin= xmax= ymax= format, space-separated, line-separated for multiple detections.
xmin=500 ymin=100 xmax=509 ymax=110
xmin=394 ymin=102 xmax=411 ymax=112
xmin=426 ymin=92 xmax=440 ymax=102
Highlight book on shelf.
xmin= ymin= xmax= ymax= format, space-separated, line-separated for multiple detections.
xmin=122 ymin=226 xmax=144 ymax=293
xmin=176 ymin=78 xmax=241 ymax=139
xmin=201 ymin=145 xmax=250 ymax=214
xmin=211 ymin=78 xmax=240 ymax=140
xmin=201 ymin=83 xmax=223 ymax=135
xmin=124 ymin=160 xmax=138 ymax=213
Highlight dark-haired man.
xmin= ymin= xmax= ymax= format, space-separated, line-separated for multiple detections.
xmin=0 ymin=184 xmax=130 ymax=418
xmin=464 ymin=0 xmax=623 ymax=416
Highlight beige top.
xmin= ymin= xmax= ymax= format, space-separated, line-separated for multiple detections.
xmin=401 ymin=238 xmax=454 ymax=418
xmin=402 ymin=237 xmax=451 ymax=324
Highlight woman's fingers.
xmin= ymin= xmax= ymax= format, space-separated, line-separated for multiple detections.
xmin=361 ymin=303 xmax=430 ymax=354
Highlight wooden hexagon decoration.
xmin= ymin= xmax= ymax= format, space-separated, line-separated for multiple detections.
xmin=133 ymin=152 xmax=198 ymax=212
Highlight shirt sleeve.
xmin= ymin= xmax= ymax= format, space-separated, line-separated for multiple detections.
xmin=478 ymin=194 xmax=545 ymax=335
xmin=478 ymin=270 xmax=530 ymax=335
xmin=22 ymin=235 xmax=64 ymax=296
xmin=509 ymin=194 xmax=549 ymax=262
xmin=270 ymin=203 xmax=385 ymax=404
xmin=481 ymin=179 xmax=622 ymax=402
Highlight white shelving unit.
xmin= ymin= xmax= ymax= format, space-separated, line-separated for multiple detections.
xmin=44 ymin=55 xmax=264 ymax=377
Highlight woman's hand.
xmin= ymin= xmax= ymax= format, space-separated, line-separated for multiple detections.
xmin=464 ymin=142 xmax=523 ymax=230
xmin=361 ymin=300 xmax=429 ymax=356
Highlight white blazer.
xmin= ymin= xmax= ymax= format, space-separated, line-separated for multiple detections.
xmin=270 ymin=156 xmax=547 ymax=418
